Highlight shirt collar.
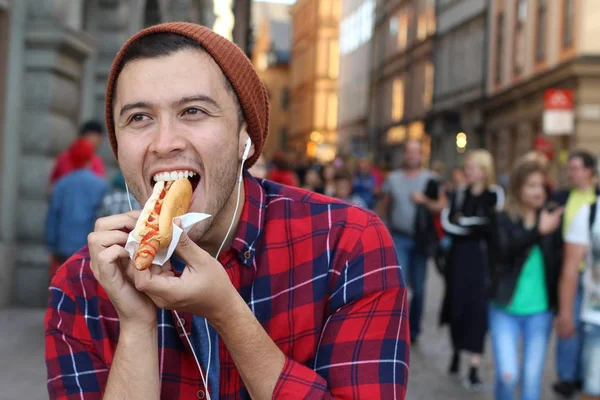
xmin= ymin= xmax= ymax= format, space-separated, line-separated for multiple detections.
xmin=229 ymin=170 xmax=267 ymax=267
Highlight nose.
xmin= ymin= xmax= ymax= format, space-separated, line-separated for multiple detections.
xmin=148 ymin=118 xmax=187 ymax=156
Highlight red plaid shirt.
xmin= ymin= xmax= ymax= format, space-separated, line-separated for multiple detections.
xmin=45 ymin=174 xmax=410 ymax=399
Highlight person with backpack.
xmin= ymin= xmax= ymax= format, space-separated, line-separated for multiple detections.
xmin=561 ymin=186 xmax=600 ymax=400
xmin=550 ymin=150 xmax=600 ymax=397
xmin=440 ymin=149 xmax=504 ymax=391
xmin=490 ymin=154 xmax=564 ymax=400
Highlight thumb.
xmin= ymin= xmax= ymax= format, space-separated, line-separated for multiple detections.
xmin=173 ymin=222 xmax=211 ymax=266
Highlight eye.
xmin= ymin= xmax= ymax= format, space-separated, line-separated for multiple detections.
xmin=130 ymin=114 xmax=150 ymax=123
xmin=182 ymin=107 xmax=206 ymax=116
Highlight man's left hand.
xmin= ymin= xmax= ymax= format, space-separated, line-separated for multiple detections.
xmin=126 ymin=221 xmax=238 ymax=323
xmin=411 ymin=192 xmax=426 ymax=205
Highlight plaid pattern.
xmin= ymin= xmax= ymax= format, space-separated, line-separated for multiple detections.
xmin=96 ymin=189 xmax=141 ymax=219
xmin=45 ymin=173 xmax=410 ymax=399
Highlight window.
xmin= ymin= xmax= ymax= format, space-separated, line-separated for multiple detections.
xmin=281 ymin=88 xmax=290 ymax=111
xmin=423 ymin=62 xmax=434 ymax=109
xmin=327 ymin=93 xmax=338 ymax=130
xmin=328 ymin=40 xmax=339 ymax=79
xmin=495 ymin=12 xmax=504 ymax=85
xmin=563 ymin=0 xmax=574 ymax=47
xmin=513 ymin=0 xmax=527 ymax=75
xmin=387 ymin=126 xmax=407 ymax=144
xmin=397 ymin=10 xmax=409 ymax=49
xmin=392 ymin=78 xmax=404 ymax=121
xmin=536 ymin=0 xmax=547 ymax=61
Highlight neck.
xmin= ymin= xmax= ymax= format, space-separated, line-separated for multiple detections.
xmin=198 ymin=178 xmax=245 ymax=258
xmin=522 ymin=206 xmax=537 ymax=225
xmin=578 ymin=181 xmax=594 ymax=191
xmin=471 ymin=182 xmax=485 ymax=194
xmin=403 ymin=166 xmax=421 ymax=176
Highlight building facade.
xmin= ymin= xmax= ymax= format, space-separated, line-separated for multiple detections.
xmin=427 ymin=0 xmax=488 ymax=171
xmin=251 ymin=1 xmax=292 ymax=159
xmin=337 ymin=0 xmax=375 ymax=156
xmin=289 ymin=0 xmax=341 ymax=163
xmin=484 ymin=0 xmax=600 ymax=183
xmin=0 ymin=0 xmax=251 ymax=308
xmin=368 ymin=0 xmax=436 ymax=169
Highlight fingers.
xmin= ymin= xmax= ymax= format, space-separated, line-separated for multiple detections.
xmin=91 ymin=244 xmax=130 ymax=283
xmin=88 ymin=230 xmax=130 ymax=250
xmin=94 ymin=211 xmax=141 ymax=233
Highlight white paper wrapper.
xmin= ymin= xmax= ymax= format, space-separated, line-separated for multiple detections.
xmin=125 ymin=212 xmax=211 ymax=266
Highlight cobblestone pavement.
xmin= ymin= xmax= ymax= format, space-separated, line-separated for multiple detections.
xmin=0 ymin=267 xmax=580 ymax=399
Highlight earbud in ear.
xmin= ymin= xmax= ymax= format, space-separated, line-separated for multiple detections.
xmin=242 ymin=137 xmax=252 ymax=163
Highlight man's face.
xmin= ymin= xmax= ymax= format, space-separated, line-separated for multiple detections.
xmin=113 ymin=49 xmax=243 ymax=242
xmin=84 ymin=132 xmax=102 ymax=148
xmin=335 ymin=179 xmax=352 ymax=199
xmin=403 ymin=141 xmax=422 ymax=169
xmin=567 ymin=157 xmax=591 ymax=188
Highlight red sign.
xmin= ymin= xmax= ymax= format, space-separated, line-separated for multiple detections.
xmin=544 ymin=89 xmax=573 ymax=110
xmin=534 ymin=136 xmax=554 ymax=160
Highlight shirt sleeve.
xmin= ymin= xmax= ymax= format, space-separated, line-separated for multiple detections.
xmin=45 ymin=271 xmax=108 ymax=399
xmin=272 ymin=213 xmax=409 ymax=399
xmin=565 ymin=204 xmax=591 ymax=245
xmin=45 ymin=186 xmax=62 ymax=252
xmin=381 ymin=174 xmax=392 ymax=195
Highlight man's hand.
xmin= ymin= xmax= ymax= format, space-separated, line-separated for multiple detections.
xmin=411 ymin=192 xmax=426 ymax=205
xmin=128 ymin=219 xmax=238 ymax=324
xmin=556 ymin=312 xmax=576 ymax=338
xmin=88 ymin=210 xmax=157 ymax=331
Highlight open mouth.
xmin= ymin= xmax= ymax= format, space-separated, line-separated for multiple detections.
xmin=152 ymin=170 xmax=201 ymax=192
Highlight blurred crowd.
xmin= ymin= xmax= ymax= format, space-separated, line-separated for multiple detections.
xmin=43 ymin=120 xmax=600 ymax=400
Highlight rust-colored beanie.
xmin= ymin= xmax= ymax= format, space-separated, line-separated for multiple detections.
xmin=105 ymin=22 xmax=269 ymax=168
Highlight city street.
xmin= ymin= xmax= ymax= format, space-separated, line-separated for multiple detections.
xmin=0 ymin=267 xmax=576 ymax=400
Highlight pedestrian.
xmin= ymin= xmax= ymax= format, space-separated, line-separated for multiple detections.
xmin=550 ymin=150 xmax=600 ymax=397
xmin=440 ymin=149 xmax=504 ymax=391
xmin=334 ymin=169 xmax=367 ymax=208
xmin=49 ymin=120 xmax=106 ymax=185
xmin=321 ymin=163 xmax=337 ymax=197
xmin=378 ymin=139 xmax=447 ymax=343
xmin=267 ymin=150 xmax=299 ymax=187
xmin=490 ymin=154 xmax=564 ymax=400
xmin=96 ymin=170 xmax=142 ymax=218
xmin=562 ymin=185 xmax=600 ymax=400
xmin=44 ymin=138 xmax=108 ymax=279
xmin=353 ymin=155 xmax=377 ymax=209
xmin=302 ymin=168 xmax=324 ymax=194
xmin=45 ymin=23 xmax=409 ymax=399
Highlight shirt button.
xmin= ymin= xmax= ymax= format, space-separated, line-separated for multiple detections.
xmin=178 ymin=318 xmax=185 ymax=328
xmin=244 ymin=251 xmax=251 ymax=260
xmin=197 ymin=389 xmax=205 ymax=399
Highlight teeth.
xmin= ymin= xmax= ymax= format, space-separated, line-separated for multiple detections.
xmin=152 ymin=170 xmax=198 ymax=183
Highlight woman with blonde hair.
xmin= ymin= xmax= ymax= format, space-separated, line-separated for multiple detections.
xmin=441 ymin=149 xmax=505 ymax=391
xmin=489 ymin=153 xmax=564 ymax=400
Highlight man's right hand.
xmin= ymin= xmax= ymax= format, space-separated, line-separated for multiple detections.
xmin=88 ymin=210 xmax=157 ymax=331
xmin=556 ymin=312 xmax=576 ymax=338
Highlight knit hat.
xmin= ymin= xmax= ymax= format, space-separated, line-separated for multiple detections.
xmin=104 ymin=22 xmax=270 ymax=168
xmin=69 ymin=138 xmax=95 ymax=169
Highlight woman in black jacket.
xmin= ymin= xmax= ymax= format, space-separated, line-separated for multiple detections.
xmin=441 ymin=149 xmax=504 ymax=390
xmin=489 ymin=153 xmax=564 ymax=400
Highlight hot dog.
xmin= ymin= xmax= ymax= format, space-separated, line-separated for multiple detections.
xmin=132 ymin=178 xmax=193 ymax=270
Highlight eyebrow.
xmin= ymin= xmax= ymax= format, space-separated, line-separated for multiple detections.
xmin=119 ymin=101 xmax=152 ymax=117
xmin=176 ymin=95 xmax=221 ymax=110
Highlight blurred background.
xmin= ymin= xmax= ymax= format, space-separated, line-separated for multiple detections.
xmin=0 ymin=0 xmax=596 ymax=399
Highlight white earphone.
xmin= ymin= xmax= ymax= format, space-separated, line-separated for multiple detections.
xmin=242 ymin=137 xmax=252 ymax=162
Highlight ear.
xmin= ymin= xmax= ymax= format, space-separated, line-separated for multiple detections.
xmin=238 ymin=124 xmax=255 ymax=162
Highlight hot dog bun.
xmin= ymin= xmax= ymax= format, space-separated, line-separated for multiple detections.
xmin=133 ymin=178 xmax=193 ymax=248
xmin=157 ymin=178 xmax=193 ymax=246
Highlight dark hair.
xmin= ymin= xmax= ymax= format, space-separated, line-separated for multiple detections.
xmin=80 ymin=120 xmax=104 ymax=136
xmin=569 ymin=150 xmax=597 ymax=173
xmin=114 ymin=33 xmax=244 ymax=127
xmin=334 ymin=170 xmax=353 ymax=183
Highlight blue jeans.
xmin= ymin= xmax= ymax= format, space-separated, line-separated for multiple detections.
xmin=582 ymin=323 xmax=600 ymax=396
xmin=555 ymin=276 xmax=584 ymax=382
xmin=489 ymin=304 xmax=553 ymax=400
xmin=393 ymin=234 xmax=427 ymax=340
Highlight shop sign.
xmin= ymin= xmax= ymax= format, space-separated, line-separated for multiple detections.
xmin=543 ymin=89 xmax=574 ymax=135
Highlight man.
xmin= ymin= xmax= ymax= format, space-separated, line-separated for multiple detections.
xmin=335 ymin=169 xmax=368 ymax=208
xmin=353 ymin=155 xmax=377 ymax=209
xmin=552 ymin=151 xmax=600 ymax=397
xmin=96 ymin=170 xmax=142 ymax=218
xmin=378 ymin=140 xmax=446 ymax=343
xmin=45 ymin=23 xmax=409 ymax=399
xmin=49 ymin=120 xmax=106 ymax=185
xmin=45 ymin=138 xmax=108 ymax=278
